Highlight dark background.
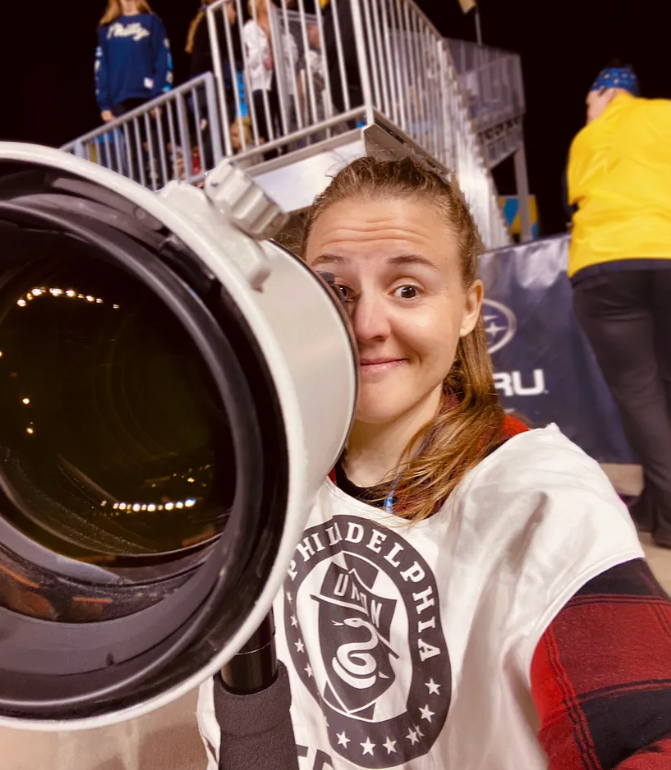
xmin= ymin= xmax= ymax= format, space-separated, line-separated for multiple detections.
xmin=1 ymin=0 xmax=667 ymax=235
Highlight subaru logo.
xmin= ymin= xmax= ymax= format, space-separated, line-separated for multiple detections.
xmin=483 ymin=299 xmax=517 ymax=354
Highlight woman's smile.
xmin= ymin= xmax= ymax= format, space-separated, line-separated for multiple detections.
xmin=359 ymin=357 xmax=408 ymax=377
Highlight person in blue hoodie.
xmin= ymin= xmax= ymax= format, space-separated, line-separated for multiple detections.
xmin=95 ymin=0 xmax=173 ymax=123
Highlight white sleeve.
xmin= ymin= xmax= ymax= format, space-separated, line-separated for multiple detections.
xmin=243 ymin=22 xmax=266 ymax=71
xmin=452 ymin=426 xmax=644 ymax=684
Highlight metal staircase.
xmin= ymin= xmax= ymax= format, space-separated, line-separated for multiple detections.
xmin=62 ymin=0 xmax=517 ymax=249
xmin=447 ymin=38 xmax=525 ymax=169
xmin=447 ymin=38 xmax=532 ymax=241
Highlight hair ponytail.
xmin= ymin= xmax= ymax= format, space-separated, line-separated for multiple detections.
xmin=186 ymin=9 xmax=205 ymax=54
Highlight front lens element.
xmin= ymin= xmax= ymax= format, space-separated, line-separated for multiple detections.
xmin=0 ymin=234 xmax=234 ymax=565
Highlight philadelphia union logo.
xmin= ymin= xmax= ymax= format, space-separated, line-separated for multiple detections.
xmin=284 ymin=515 xmax=451 ymax=768
xmin=483 ymin=299 xmax=517 ymax=354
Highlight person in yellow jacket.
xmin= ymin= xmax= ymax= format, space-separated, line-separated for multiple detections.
xmin=568 ymin=64 xmax=671 ymax=547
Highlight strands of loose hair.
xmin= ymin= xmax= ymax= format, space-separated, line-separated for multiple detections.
xmin=99 ymin=0 xmax=154 ymax=27
xmin=186 ymin=0 xmax=221 ymax=55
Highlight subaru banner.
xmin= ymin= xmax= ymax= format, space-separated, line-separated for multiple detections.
xmin=479 ymin=234 xmax=636 ymax=464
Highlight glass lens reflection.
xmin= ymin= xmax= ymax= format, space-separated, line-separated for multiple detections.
xmin=0 ymin=239 xmax=234 ymax=563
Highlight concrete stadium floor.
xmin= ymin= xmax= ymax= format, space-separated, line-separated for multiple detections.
xmin=601 ymin=464 xmax=671 ymax=593
xmin=3 ymin=465 xmax=670 ymax=770
xmin=641 ymin=532 xmax=671 ymax=592
xmin=1 ymin=690 xmax=204 ymax=770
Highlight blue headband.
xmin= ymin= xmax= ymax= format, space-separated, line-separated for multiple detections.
xmin=590 ymin=67 xmax=640 ymax=96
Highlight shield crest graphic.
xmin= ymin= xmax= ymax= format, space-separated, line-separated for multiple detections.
xmin=312 ymin=557 xmax=398 ymax=717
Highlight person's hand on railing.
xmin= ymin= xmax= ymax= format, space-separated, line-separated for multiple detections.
xmin=150 ymin=107 xmax=162 ymax=121
xmin=101 ymin=110 xmax=114 ymax=123
xmin=263 ymin=51 xmax=274 ymax=71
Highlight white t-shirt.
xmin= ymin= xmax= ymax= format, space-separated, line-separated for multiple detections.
xmin=243 ymin=21 xmax=298 ymax=94
xmin=198 ymin=425 xmax=643 ymax=769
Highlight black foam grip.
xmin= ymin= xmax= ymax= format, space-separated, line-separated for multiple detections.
xmin=214 ymin=660 xmax=299 ymax=770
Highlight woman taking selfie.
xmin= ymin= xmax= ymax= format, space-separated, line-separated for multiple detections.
xmin=199 ymin=156 xmax=671 ymax=769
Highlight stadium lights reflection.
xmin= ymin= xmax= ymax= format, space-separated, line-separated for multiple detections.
xmin=16 ymin=287 xmax=113 ymax=309
xmin=104 ymin=498 xmax=198 ymax=514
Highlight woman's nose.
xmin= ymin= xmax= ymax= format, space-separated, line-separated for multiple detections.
xmin=350 ymin=292 xmax=390 ymax=343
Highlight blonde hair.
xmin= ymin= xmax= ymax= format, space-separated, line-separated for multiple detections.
xmin=303 ymin=156 xmax=505 ymax=523
xmin=99 ymin=0 xmax=154 ymax=26
xmin=186 ymin=0 xmax=223 ymax=55
xmin=231 ymin=116 xmax=253 ymax=137
xmin=248 ymin=0 xmax=272 ymax=19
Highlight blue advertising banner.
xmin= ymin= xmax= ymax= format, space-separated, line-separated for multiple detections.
xmin=479 ymin=235 xmax=636 ymax=464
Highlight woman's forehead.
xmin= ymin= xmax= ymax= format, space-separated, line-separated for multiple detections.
xmin=306 ymin=198 xmax=457 ymax=266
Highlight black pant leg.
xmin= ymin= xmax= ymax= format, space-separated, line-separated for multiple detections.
xmin=252 ymin=88 xmax=280 ymax=160
xmin=649 ymin=269 xmax=671 ymax=536
xmin=651 ymin=270 xmax=671 ymax=412
xmin=573 ymin=270 xmax=671 ymax=537
xmin=252 ymin=90 xmax=270 ymax=143
xmin=323 ymin=0 xmax=362 ymax=116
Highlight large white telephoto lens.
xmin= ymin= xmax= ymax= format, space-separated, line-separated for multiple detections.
xmin=0 ymin=143 xmax=357 ymax=730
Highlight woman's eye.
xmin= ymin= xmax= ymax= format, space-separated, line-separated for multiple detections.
xmin=335 ymin=284 xmax=355 ymax=303
xmin=393 ymin=285 xmax=420 ymax=300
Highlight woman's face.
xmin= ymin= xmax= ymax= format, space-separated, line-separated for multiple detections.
xmin=225 ymin=1 xmax=237 ymax=25
xmin=306 ymin=197 xmax=482 ymax=426
xmin=230 ymin=123 xmax=242 ymax=150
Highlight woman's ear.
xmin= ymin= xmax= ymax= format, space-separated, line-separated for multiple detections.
xmin=460 ymin=279 xmax=484 ymax=338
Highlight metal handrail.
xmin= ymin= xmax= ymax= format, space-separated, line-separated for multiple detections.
xmin=61 ymin=73 xmax=223 ymax=189
xmin=61 ymin=1 xmax=510 ymax=247
xmin=204 ymin=0 xmax=509 ymax=246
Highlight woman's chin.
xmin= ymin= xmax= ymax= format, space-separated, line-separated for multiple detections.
xmin=354 ymin=381 xmax=445 ymax=428
xmin=354 ymin=398 xmax=404 ymax=426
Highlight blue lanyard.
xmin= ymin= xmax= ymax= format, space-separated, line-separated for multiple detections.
xmin=383 ymin=482 xmax=398 ymax=515
xmin=383 ymin=438 xmax=430 ymax=515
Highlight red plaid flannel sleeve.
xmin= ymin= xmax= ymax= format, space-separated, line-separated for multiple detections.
xmin=531 ymin=559 xmax=671 ymax=769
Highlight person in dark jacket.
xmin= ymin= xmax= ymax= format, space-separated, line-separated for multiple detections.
xmin=320 ymin=0 xmax=361 ymax=115
xmin=95 ymin=0 xmax=173 ymax=123
xmin=186 ymin=0 xmax=243 ymax=125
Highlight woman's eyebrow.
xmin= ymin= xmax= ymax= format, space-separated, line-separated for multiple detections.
xmin=311 ymin=254 xmax=347 ymax=268
xmin=387 ymin=254 xmax=439 ymax=270
xmin=311 ymin=254 xmax=438 ymax=270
